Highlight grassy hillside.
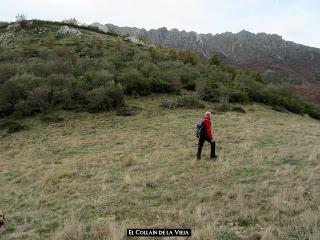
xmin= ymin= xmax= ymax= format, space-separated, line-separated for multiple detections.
xmin=1 ymin=20 xmax=320 ymax=119
xmin=1 ymin=95 xmax=320 ymax=240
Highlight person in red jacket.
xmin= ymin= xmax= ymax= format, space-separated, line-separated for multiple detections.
xmin=197 ymin=111 xmax=217 ymax=160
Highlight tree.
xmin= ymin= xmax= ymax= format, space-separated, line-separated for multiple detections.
xmin=16 ymin=14 xmax=28 ymax=28
xmin=63 ymin=17 xmax=79 ymax=26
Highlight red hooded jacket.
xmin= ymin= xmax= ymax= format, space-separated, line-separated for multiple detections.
xmin=203 ymin=115 xmax=213 ymax=140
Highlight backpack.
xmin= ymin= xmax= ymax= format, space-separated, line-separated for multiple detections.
xmin=196 ymin=119 xmax=205 ymax=138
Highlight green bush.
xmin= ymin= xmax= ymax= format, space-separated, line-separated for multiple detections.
xmin=229 ymin=89 xmax=249 ymax=103
xmin=27 ymin=86 xmax=51 ymax=111
xmin=87 ymin=85 xmax=124 ymax=112
xmin=196 ymin=78 xmax=221 ymax=102
xmin=47 ymin=47 xmax=78 ymax=74
xmin=139 ymin=62 xmax=158 ymax=77
xmin=14 ymin=100 xmax=40 ymax=116
xmin=149 ymin=47 xmax=168 ymax=62
xmin=308 ymin=106 xmax=320 ymax=120
xmin=0 ymin=118 xmax=27 ymax=134
xmin=0 ymin=100 xmax=12 ymax=117
xmin=118 ymin=68 xmax=150 ymax=95
xmin=178 ymin=50 xmax=198 ymax=65
xmin=0 ymin=49 xmax=21 ymax=63
xmin=148 ymin=75 xmax=171 ymax=93
xmin=39 ymin=112 xmax=65 ymax=123
xmin=0 ymin=22 xmax=9 ymax=29
xmin=84 ymin=70 xmax=114 ymax=88
xmin=0 ymin=80 xmax=24 ymax=107
xmin=0 ymin=63 xmax=16 ymax=84
xmin=158 ymin=70 xmax=183 ymax=93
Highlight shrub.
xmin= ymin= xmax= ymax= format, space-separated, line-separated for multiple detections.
xmin=39 ymin=112 xmax=64 ymax=123
xmin=158 ymin=70 xmax=183 ymax=93
xmin=178 ymin=50 xmax=198 ymax=65
xmin=27 ymin=61 xmax=50 ymax=77
xmin=0 ymin=80 xmax=24 ymax=107
xmin=232 ymin=106 xmax=246 ymax=114
xmin=229 ymin=89 xmax=249 ymax=103
xmin=84 ymin=70 xmax=114 ymax=88
xmin=63 ymin=17 xmax=80 ymax=26
xmin=116 ymin=105 xmax=139 ymax=116
xmin=160 ymin=97 xmax=179 ymax=109
xmin=0 ymin=100 xmax=12 ymax=117
xmin=0 ymin=22 xmax=9 ymax=29
xmin=149 ymin=47 xmax=168 ymax=62
xmin=27 ymin=86 xmax=51 ymax=111
xmin=176 ymin=96 xmax=205 ymax=109
xmin=0 ymin=63 xmax=16 ymax=84
xmin=167 ymin=48 xmax=178 ymax=60
xmin=216 ymin=95 xmax=231 ymax=112
xmin=87 ymin=85 xmax=124 ymax=112
xmin=272 ymin=105 xmax=288 ymax=113
xmin=47 ymin=47 xmax=78 ymax=74
xmin=209 ymin=55 xmax=221 ymax=66
xmin=179 ymin=65 xmax=200 ymax=90
xmin=196 ymin=78 xmax=220 ymax=102
xmin=118 ymin=68 xmax=150 ymax=95
xmin=308 ymin=106 xmax=320 ymax=120
xmin=148 ymin=75 xmax=171 ymax=93
xmin=161 ymin=96 xmax=204 ymax=109
xmin=139 ymin=62 xmax=158 ymax=77
xmin=0 ymin=50 xmax=21 ymax=63
xmin=14 ymin=100 xmax=40 ymax=116
xmin=0 ymin=118 xmax=27 ymax=133
xmin=16 ymin=14 xmax=28 ymax=28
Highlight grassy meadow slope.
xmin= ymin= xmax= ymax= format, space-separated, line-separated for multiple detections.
xmin=1 ymin=95 xmax=320 ymax=240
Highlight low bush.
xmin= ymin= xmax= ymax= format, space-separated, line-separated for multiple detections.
xmin=84 ymin=69 xmax=114 ymax=88
xmin=176 ymin=96 xmax=205 ymax=109
xmin=161 ymin=96 xmax=204 ymax=109
xmin=118 ymin=68 xmax=151 ymax=95
xmin=178 ymin=50 xmax=198 ymax=65
xmin=0 ymin=118 xmax=27 ymax=133
xmin=158 ymin=70 xmax=183 ymax=93
xmin=0 ymin=63 xmax=16 ymax=84
xmin=272 ymin=105 xmax=288 ymax=113
xmin=14 ymin=100 xmax=41 ymax=116
xmin=196 ymin=78 xmax=221 ymax=102
xmin=39 ymin=112 xmax=65 ymax=123
xmin=160 ymin=97 xmax=179 ymax=109
xmin=87 ymin=85 xmax=124 ymax=112
xmin=216 ymin=96 xmax=231 ymax=112
xmin=232 ymin=106 xmax=246 ymax=114
xmin=0 ymin=22 xmax=9 ymax=29
xmin=116 ymin=105 xmax=140 ymax=116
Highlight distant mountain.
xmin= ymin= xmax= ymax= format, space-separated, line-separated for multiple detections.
xmin=92 ymin=22 xmax=320 ymax=83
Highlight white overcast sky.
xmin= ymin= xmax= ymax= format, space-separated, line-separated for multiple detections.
xmin=1 ymin=0 xmax=319 ymax=48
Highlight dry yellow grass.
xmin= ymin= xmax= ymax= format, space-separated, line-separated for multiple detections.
xmin=0 ymin=95 xmax=320 ymax=240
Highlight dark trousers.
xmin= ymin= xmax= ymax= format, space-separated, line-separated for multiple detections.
xmin=197 ymin=138 xmax=216 ymax=159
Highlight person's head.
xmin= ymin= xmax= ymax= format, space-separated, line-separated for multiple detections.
xmin=205 ymin=111 xmax=212 ymax=118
